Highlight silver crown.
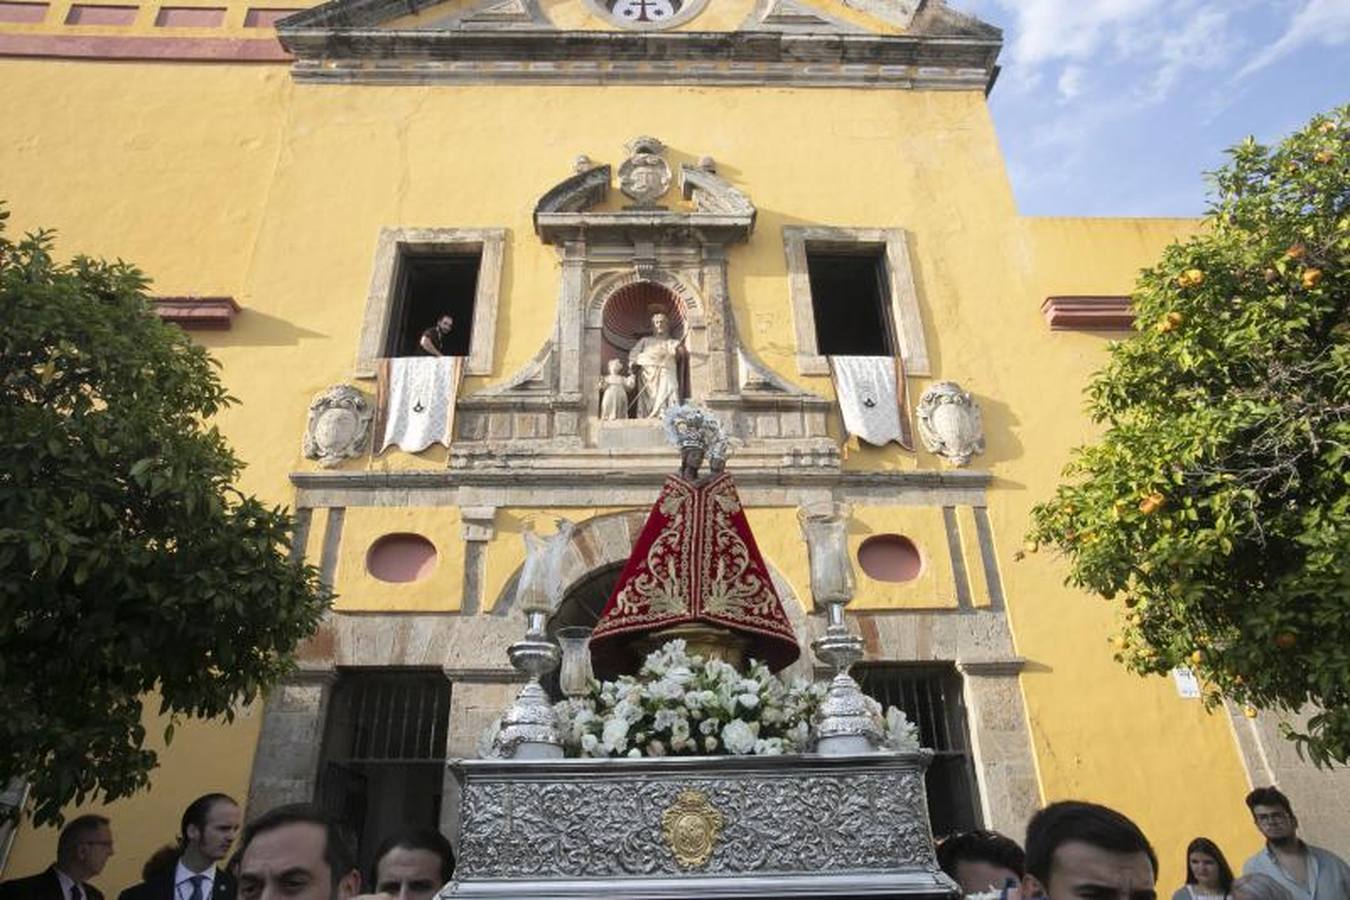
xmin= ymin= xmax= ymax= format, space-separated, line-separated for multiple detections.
xmin=662 ymin=404 xmax=720 ymax=452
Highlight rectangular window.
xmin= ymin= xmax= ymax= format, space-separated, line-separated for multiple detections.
xmin=356 ymin=228 xmax=505 ymax=379
xmin=316 ymin=670 xmax=451 ymax=871
xmin=855 ymin=662 xmax=982 ymax=837
xmin=783 ymin=227 xmax=930 ymax=377
xmin=805 ymin=249 xmax=893 ymax=356
xmin=383 ymin=252 xmax=480 ymax=358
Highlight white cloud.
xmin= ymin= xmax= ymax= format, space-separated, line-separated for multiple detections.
xmin=1144 ymin=6 xmax=1233 ymax=102
xmin=994 ymin=0 xmax=1168 ymax=68
xmin=1056 ymin=65 xmax=1085 ymax=102
xmin=979 ymin=0 xmax=1237 ymax=105
xmin=1237 ymin=0 xmax=1350 ymax=78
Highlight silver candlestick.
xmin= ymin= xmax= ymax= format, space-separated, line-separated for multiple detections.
xmin=494 ymin=609 xmax=564 ymax=759
xmin=799 ymin=501 xmax=880 ymax=755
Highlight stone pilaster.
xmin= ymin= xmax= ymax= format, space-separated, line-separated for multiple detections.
xmin=458 ymin=506 xmax=496 ymax=616
xmin=247 ymin=666 xmax=339 ymax=814
xmin=955 ymin=659 xmax=1040 ymax=836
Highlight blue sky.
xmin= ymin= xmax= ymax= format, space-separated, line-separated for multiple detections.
xmin=957 ymin=0 xmax=1350 ymax=217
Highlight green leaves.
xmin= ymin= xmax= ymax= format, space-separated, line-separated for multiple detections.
xmin=0 ymin=206 xmax=331 ymax=825
xmin=1029 ymin=106 xmax=1350 ymax=765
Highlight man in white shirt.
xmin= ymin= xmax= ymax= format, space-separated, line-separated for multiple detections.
xmin=1242 ymin=786 xmax=1350 ymax=900
xmin=0 ymin=815 xmax=113 ymax=900
xmin=119 ymin=794 xmax=241 ymax=900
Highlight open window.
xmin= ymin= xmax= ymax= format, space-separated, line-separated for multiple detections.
xmin=805 ymin=249 xmax=893 ymax=357
xmin=384 ymin=254 xmax=480 ymax=358
xmin=355 ymin=227 xmax=506 ymax=378
xmin=784 ymin=227 xmax=930 ymax=376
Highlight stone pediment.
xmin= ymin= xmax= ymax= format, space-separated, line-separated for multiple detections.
xmin=275 ymin=0 xmax=1001 ymax=88
xmin=445 ymin=139 xmax=836 ymax=478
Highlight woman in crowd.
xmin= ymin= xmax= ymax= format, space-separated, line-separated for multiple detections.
xmin=1173 ymin=837 xmax=1235 ymax=900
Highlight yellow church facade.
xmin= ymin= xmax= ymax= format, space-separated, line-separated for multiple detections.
xmin=3 ymin=0 xmax=1343 ymax=889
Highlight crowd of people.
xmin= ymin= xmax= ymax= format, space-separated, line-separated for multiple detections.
xmin=0 ymin=795 xmax=452 ymax=900
xmin=1 ymin=786 xmax=1345 ymax=900
xmin=937 ymin=787 xmax=1349 ymax=900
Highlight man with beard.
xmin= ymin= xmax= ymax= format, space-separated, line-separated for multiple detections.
xmin=236 ymin=806 xmax=360 ymax=900
xmin=120 ymin=794 xmax=241 ymax=900
xmin=1242 ymin=786 xmax=1350 ymax=900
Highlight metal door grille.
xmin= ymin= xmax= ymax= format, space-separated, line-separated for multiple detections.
xmin=854 ymin=662 xmax=982 ymax=835
xmin=329 ymin=671 xmax=450 ymax=763
xmin=854 ymin=663 xmax=966 ymax=753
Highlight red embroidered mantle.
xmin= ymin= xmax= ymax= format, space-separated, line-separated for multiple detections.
xmin=590 ymin=472 xmax=800 ymax=672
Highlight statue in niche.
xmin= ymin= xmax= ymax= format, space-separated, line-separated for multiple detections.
xmin=599 ymin=358 xmax=635 ymax=421
xmin=628 ymin=309 xmax=684 ymax=418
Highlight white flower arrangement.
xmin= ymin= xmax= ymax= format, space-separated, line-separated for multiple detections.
xmin=533 ymin=639 xmax=921 ymax=759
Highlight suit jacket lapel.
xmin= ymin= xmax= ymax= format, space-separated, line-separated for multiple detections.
xmin=41 ymin=867 xmax=64 ymax=900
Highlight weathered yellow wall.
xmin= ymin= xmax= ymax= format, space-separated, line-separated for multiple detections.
xmin=334 ymin=507 xmax=465 ymax=611
xmin=0 ymin=44 xmax=1263 ymax=891
xmin=4 ymin=710 xmax=263 ymax=893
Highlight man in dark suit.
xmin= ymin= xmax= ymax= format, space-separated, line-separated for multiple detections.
xmin=0 ymin=815 xmax=114 ymax=900
xmin=118 ymin=795 xmax=240 ymax=900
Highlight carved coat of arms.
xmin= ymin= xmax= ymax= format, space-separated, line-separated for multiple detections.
xmin=618 ymin=136 xmax=672 ymax=206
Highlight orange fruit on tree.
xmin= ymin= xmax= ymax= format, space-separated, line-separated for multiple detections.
xmin=1274 ymin=632 xmax=1297 ymax=649
xmin=1302 ymin=268 xmax=1323 ymax=289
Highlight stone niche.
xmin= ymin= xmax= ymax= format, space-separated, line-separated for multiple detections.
xmin=451 ymin=139 xmax=838 ymax=477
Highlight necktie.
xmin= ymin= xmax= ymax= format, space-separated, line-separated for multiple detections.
xmin=69 ymin=884 xmax=81 ymax=900
xmin=186 ymin=875 xmax=204 ymax=900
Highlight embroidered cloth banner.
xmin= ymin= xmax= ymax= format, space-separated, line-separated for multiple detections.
xmin=590 ymin=472 xmax=800 ymax=673
xmin=378 ymin=356 xmax=462 ymax=453
xmin=828 ymin=355 xmax=913 ymax=449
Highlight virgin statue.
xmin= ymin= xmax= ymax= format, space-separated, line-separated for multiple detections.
xmin=588 ymin=406 xmax=800 ymax=675
xmin=627 ymin=310 xmax=683 ymax=418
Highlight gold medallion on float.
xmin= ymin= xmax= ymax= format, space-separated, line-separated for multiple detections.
xmin=661 ymin=790 xmax=725 ymax=869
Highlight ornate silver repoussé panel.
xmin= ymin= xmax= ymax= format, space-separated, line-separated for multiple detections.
xmin=443 ymin=751 xmax=959 ymax=899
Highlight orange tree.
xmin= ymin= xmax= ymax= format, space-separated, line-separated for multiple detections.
xmin=1028 ymin=106 xmax=1349 ymax=765
xmin=0 ymin=208 xmax=330 ymax=824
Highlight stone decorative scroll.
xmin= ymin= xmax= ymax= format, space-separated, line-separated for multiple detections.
xmin=302 ymin=384 xmax=373 ymax=467
xmin=916 ymin=381 xmax=984 ymax=467
xmin=450 ymin=753 xmax=945 ymax=893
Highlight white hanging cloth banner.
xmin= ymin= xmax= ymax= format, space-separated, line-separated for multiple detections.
xmin=378 ymin=356 xmax=463 ymax=453
xmin=828 ymin=355 xmax=913 ymax=450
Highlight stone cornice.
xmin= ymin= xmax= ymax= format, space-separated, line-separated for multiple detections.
xmin=276 ymin=28 xmax=1001 ymax=89
xmin=534 ymin=210 xmax=755 ymax=246
xmin=288 ymin=466 xmax=993 ymax=509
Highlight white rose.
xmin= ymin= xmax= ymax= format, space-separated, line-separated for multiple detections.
xmin=704 ymin=735 xmax=719 ymax=752
xmin=627 ymin=747 xmax=641 ymax=758
xmin=647 ymin=739 xmax=666 ymax=756
xmin=602 ymin=717 xmax=630 ymax=753
xmin=753 ymin=737 xmax=784 ymax=756
xmin=580 ymin=733 xmax=601 ymax=756
xmin=722 ymin=719 xmax=756 ymax=755
xmin=699 ymin=717 xmax=720 ymax=735
xmin=737 ymin=692 xmax=760 ymax=710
